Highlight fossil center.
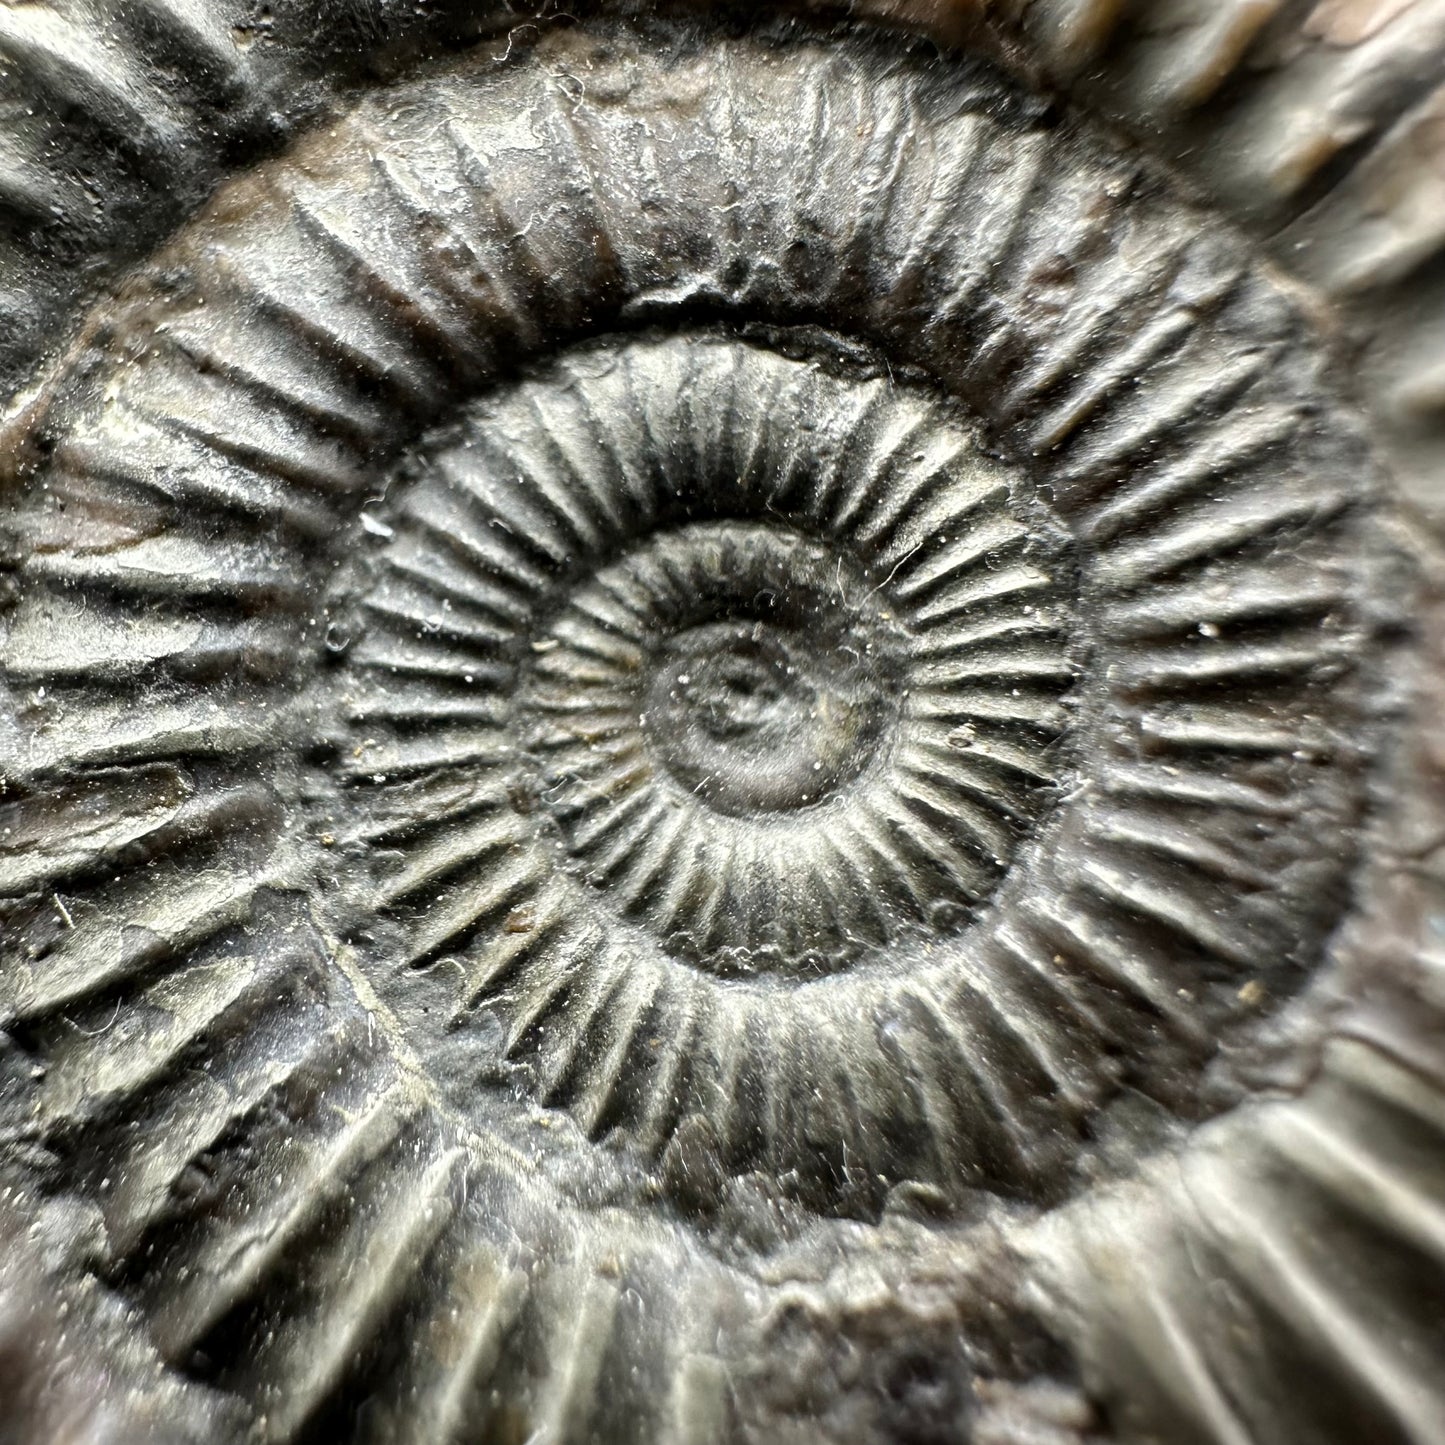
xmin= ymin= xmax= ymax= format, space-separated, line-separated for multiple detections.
xmin=647 ymin=617 xmax=884 ymax=813
xmin=539 ymin=520 xmax=904 ymax=817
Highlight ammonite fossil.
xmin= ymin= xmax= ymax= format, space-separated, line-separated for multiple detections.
xmin=0 ymin=3 xmax=1443 ymax=1442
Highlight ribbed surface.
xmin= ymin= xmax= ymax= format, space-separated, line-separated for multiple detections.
xmin=0 ymin=0 xmax=541 ymax=402
xmin=0 ymin=12 xmax=1430 ymax=1445
xmin=1031 ymin=1037 xmax=1445 ymax=1445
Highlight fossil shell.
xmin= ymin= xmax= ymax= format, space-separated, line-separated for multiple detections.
xmin=0 ymin=4 xmax=1442 ymax=1444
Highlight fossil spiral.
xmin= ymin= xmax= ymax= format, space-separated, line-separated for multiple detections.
xmin=0 ymin=5 xmax=1442 ymax=1444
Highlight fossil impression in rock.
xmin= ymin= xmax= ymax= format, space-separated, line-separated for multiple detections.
xmin=0 ymin=4 xmax=1443 ymax=1443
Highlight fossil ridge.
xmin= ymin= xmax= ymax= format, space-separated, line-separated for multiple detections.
xmin=0 ymin=6 xmax=1441 ymax=1445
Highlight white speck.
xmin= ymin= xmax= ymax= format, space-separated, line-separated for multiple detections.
xmin=360 ymin=513 xmax=394 ymax=539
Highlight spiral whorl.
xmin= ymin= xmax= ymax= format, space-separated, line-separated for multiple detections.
xmin=0 ymin=13 xmax=1417 ymax=1444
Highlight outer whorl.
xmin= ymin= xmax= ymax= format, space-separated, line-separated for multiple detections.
xmin=0 ymin=7 xmax=1440 ymax=1445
